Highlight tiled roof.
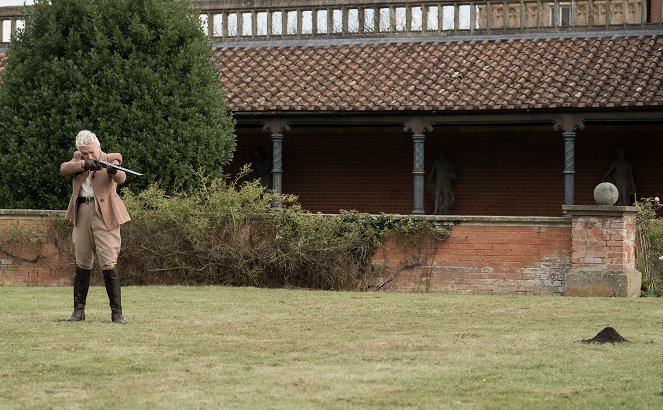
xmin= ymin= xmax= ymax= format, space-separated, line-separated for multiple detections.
xmin=0 ymin=51 xmax=6 ymax=74
xmin=215 ymin=35 xmax=663 ymax=113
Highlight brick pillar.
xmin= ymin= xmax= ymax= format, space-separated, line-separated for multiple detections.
xmin=562 ymin=205 xmax=641 ymax=297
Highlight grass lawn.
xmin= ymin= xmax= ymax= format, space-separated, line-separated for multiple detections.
xmin=1 ymin=286 xmax=662 ymax=409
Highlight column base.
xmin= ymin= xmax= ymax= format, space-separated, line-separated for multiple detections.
xmin=564 ymin=269 xmax=641 ymax=297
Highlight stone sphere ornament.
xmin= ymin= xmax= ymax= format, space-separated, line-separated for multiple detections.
xmin=593 ymin=182 xmax=619 ymax=205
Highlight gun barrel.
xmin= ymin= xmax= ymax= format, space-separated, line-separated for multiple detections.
xmin=94 ymin=160 xmax=144 ymax=177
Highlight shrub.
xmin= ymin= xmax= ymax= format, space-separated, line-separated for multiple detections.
xmin=635 ymin=197 xmax=663 ymax=296
xmin=118 ymin=170 xmax=449 ymax=290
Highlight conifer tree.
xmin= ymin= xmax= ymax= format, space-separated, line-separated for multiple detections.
xmin=0 ymin=0 xmax=235 ymax=209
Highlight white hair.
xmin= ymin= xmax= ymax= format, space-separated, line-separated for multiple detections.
xmin=75 ymin=130 xmax=100 ymax=149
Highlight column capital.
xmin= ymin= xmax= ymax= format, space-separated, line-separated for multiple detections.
xmin=552 ymin=114 xmax=585 ymax=134
xmin=262 ymin=119 xmax=290 ymax=136
xmin=403 ymin=116 xmax=433 ymax=136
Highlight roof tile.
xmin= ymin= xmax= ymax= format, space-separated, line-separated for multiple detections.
xmin=216 ymin=35 xmax=663 ymax=112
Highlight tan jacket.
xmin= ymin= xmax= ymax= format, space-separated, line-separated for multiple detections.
xmin=60 ymin=151 xmax=131 ymax=230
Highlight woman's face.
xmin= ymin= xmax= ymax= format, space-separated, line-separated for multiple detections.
xmin=79 ymin=144 xmax=101 ymax=160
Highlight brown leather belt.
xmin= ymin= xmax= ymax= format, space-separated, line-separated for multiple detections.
xmin=77 ymin=196 xmax=95 ymax=205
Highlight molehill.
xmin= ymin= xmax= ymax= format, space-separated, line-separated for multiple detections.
xmin=582 ymin=327 xmax=628 ymax=344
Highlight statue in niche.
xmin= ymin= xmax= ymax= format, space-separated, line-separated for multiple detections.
xmin=249 ymin=147 xmax=272 ymax=189
xmin=427 ymin=147 xmax=456 ymax=215
xmin=602 ymin=147 xmax=636 ymax=206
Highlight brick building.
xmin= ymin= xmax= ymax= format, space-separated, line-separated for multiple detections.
xmin=202 ymin=0 xmax=663 ymax=216
xmin=2 ymin=1 xmax=662 ymax=216
xmin=1 ymin=1 xmax=660 ymax=294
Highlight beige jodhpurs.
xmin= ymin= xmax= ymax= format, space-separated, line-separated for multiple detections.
xmin=73 ymin=202 xmax=121 ymax=270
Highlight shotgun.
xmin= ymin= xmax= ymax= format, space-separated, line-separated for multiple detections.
xmin=93 ymin=160 xmax=144 ymax=177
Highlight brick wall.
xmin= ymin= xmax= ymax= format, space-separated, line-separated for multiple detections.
xmin=1 ymin=211 xmax=572 ymax=294
xmin=232 ymin=126 xmax=414 ymax=214
xmin=0 ymin=211 xmax=73 ymax=286
xmin=2 ymin=210 xmax=641 ymax=296
xmin=372 ymin=216 xmax=571 ymax=295
xmin=570 ymin=213 xmax=637 ymax=271
xmin=229 ymin=123 xmax=663 ymax=216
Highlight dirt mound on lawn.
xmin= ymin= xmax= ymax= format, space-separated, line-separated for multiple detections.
xmin=582 ymin=327 xmax=628 ymax=344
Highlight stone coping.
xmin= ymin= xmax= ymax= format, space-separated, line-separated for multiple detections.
xmin=321 ymin=213 xmax=572 ymax=226
xmin=0 ymin=209 xmax=66 ymax=219
xmin=562 ymin=205 xmax=640 ymax=216
xmin=0 ymin=209 xmax=572 ymax=226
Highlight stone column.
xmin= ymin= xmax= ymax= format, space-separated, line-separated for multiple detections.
xmin=554 ymin=117 xmax=584 ymax=213
xmin=412 ymin=133 xmax=426 ymax=214
xmin=263 ymin=120 xmax=288 ymax=208
xmin=562 ymin=130 xmax=576 ymax=206
xmin=271 ymin=132 xmax=283 ymax=207
xmin=562 ymin=205 xmax=642 ymax=297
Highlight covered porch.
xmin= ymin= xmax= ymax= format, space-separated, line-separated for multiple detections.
xmin=227 ymin=112 xmax=663 ymax=216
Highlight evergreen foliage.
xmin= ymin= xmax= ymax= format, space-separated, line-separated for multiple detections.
xmin=0 ymin=0 xmax=235 ymax=209
xmin=636 ymin=197 xmax=663 ymax=295
xmin=114 ymin=169 xmax=450 ymax=288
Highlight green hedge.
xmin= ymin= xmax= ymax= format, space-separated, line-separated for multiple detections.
xmin=636 ymin=197 xmax=663 ymax=296
xmin=117 ymin=172 xmax=449 ymax=289
xmin=0 ymin=0 xmax=235 ymax=209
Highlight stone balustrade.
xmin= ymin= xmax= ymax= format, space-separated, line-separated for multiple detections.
xmin=0 ymin=6 xmax=23 ymax=46
xmin=2 ymin=0 xmax=662 ymax=48
xmin=196 ymin=0 xmax=659 ymax=42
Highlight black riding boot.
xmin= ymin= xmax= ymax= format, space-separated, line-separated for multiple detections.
xmin=68 ymin=267 xmax=91 ymax=321
xmin=103 ymin=267 xmax=126 ymax=324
